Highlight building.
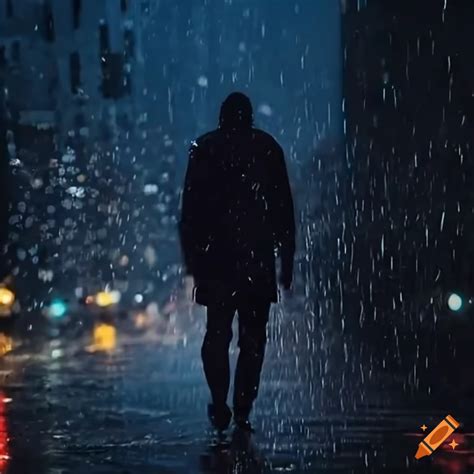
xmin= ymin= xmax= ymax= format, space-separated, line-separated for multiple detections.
xmin=342 ymin=0 xmax=474 ymax=304
xmin=0 ymin=0 xmax=155 ymax=301
xmin=0 ymin=0 xmax=146 ymax=144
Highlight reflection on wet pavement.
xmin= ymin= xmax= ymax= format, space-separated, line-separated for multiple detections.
xmin=0 ymin=393 xmax=10 ymax=473
xmin=0 ymin=297 xmax=472 ymax=474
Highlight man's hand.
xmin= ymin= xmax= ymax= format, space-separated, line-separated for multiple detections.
xmin=184 ymin=275 xmax=195 ymax=303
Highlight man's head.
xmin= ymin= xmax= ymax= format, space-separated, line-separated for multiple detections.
xmin=219 ymin=92 xmax=254 ymax=130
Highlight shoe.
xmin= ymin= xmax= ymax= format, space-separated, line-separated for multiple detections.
xmin=207 ymin=403 xmax=232 ymax=431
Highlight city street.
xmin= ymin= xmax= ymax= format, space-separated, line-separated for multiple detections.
xmin=0 ymin=295 xmax=472 ymax=474
xmin=1 ymin=0 xmax=474 ymax=473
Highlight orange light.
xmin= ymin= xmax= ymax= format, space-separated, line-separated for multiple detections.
xmin=96 ymin=290 xmax=121 ymax=307
xmin=0 ymin=289 xmax=14 ymax=307
xmin=92 ymin=323 xmax=117 ymax=352
xmin=85 ymin=295 xmax=94 ymax=305
xmin=134 ymin=313 xmax=148 ymax=329
xmin=0 ymin=334 xmax=12 ymax=357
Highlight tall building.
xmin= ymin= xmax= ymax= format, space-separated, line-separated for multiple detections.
xmin=0 ymin=0 xmax=154 ymax=302
xmin=342 ymin=0 xmax=474 ymax=306
xmin=0 ymin=0 xmax=146 ymax=144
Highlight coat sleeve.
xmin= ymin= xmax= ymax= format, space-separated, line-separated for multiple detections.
xmin=271 ymin=144 xmax=296 ymax=281
xmin=178 ymin=141 xmax=206 ymax=276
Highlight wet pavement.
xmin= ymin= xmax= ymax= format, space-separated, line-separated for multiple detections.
xmin=0 ymin=296 xmax=473 ymax=474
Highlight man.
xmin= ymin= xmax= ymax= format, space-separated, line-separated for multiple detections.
xmin=179 ymin=92 xmax=295 ymax=432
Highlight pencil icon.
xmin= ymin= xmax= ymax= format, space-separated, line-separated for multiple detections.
xmin=415 ymin=414 xmax=460 ymax=459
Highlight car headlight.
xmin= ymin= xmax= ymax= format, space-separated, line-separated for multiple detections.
xmin=96 ymin=291 xmax=121 ymax=307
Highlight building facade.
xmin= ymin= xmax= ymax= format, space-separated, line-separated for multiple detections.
xmin=342 ymin=0 xmax=474 ymax=308
xmin=0 ymin=0 xmax=146 ymax=143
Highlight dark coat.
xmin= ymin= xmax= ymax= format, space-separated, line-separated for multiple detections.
xmin=179 ymin=127 xmax=295 ymax=305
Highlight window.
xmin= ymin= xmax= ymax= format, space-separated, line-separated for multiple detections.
xmin=98 ymin=23 xmax=130 ymax=99
xmin=43 ymin=2 xmax=55 ymax=42
xmin=124 ymin=29 xmax=135 ymax=59
xmin=70 ymin=52 xmax=81 ymax=94
xmin=0 ymin=47 xmax=6 ymax=68
xmin=99 ymin=23 xmax=110 ymax=55
xmin=72 ymin=0 xmax=82 ymax=29
xmin=100 ymin=53 xmax=125 ymax=99
xmin=6 ymin=0 xmax=13 ymax=18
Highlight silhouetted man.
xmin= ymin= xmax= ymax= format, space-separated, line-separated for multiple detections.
xmin=179 ymin=92 xmax=295 ymax=432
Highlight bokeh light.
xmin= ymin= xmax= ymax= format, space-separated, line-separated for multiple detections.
xmin=92 ymin=323 xmax=117 ymax=352
xmin=447 ymin=293 xmax=463 ymax=312
xmin=0 ymin=289 xmax=14 ymax=307
xmin=96 ymin=291 xmax=121 ymax=307
xmin=49 ymin=299 xmax=68 ymax=319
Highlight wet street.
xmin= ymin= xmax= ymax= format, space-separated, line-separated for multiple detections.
xmin=2 ymin=0 xmax=474 ymax=473
xmin=0 ymin=294 xmax=473 ymax=474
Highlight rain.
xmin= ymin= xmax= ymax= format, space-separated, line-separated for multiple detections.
xmin=0 ymin=0 xmax=473 ymax=473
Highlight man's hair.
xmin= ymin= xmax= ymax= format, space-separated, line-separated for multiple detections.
xmin=219 ymin=92 xmax=254 ymax=129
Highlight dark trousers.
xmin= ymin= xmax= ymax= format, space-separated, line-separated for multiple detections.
xmin=201 ymin=297 xmax=271 ymax=417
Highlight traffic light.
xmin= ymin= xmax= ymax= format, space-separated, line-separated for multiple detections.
xmin=48 ymin=299 xmax=68 ymax=319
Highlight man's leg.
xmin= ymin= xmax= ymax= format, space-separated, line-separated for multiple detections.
xmin=233 ymin=298 xmax=271 ymax=426
xmin=201 ymin=299 xmax=235 ymax=429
